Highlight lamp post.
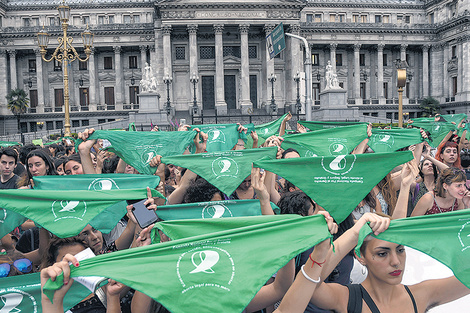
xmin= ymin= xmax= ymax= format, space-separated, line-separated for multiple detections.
xmin=293 ymin=71 xmax=301 ymax=116
xmin=189 ymin=73 xmax=199 ymax=116
xmin=36 ymin=121 xmax=44 ymax=130
xmin=268 ymin=73 xmax=277 ymax=114
xmin=37 ymin=1 xmax=93 ymax=137
xmin=163 ymin=74 xmax=172 ymax=115
xmin=396 ymin=60 xmax=407 ymax=128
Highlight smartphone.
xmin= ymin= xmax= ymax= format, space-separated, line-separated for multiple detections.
xmin=127 ymin=199 xmax=158 ymax=229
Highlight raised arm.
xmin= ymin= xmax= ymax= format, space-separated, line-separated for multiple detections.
xmin=410 ymin=191 xmax=433 ymax=216
xmin=77 ymin=128 xmax=98 ymax=174
xmin=278 ymin=112 xmax=292 ymax=137
xmin=391 ymin=162 xmax=419 ymax=219
xmin=274 ymin=211 xmax=337 ymax=313
xmin=251 ymin=166 xmax=274 ymax=215
xmin=310 ymin=213 xmax=390 ymax=311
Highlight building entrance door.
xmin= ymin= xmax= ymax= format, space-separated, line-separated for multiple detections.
xmin=202 ymin=76 xmax=215 ymax=110
xmin=224 ymin=75 xmax=236 ymax=110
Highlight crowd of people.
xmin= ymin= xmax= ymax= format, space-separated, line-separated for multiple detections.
xmin=1 ymin=112 xmax=470 ymax=313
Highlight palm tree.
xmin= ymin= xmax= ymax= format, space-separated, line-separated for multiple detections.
xmin=6 ymin=88 xmax=29 ymax=133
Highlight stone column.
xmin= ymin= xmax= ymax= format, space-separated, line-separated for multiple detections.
xmin=214 ymin=24 xmax=227 ymax=114
xmin=140 ymin=45 xmax=147 ymax=71
xmin=400 ymin=44 xmax=407 ymax=62
xmin=330 ymin=43 xmax=337 ymax=72
xmin=462 ymin=38 xmax=470 ymax=100
xmin=264 ymin=24 xmax=275 ymax=110
xmin=443 ymin=43 xmax=449 ymax=99
xmin=0 ymin=50 xmax=7 ymax=106
xmin=422 ymin=44 xmax=430 ymax=98
xmin=8 ymin=50 xmax=17 ymax=90
xmin=239 ymin=24 xmax=252 ymax=111
xmin=377 ymin=43 xmax=385 ymax=98
xmin=34 ymin=49 xmax=45 ymax=108
xmin=430 ymin=44 xmax=441 ymax=98
xmin=188 ymin=24 xmax=199 ymax=111
xmin=287 ymin=24 xmax=301 ymax=110
xmin=162 ymin=25 xmax=172 ymax=77
xmin=354 ymin=43 xmax=361 ymax=99
xmin=88 ymin=48 xmax=97 ymax=107
xmin=114 ymin=46 xmax=123 ymax=105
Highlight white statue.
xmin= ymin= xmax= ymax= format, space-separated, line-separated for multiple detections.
xmin=140 ymin=62 xmax=157 ymax=92
xmin=324 ymin=60 xmax=341 ymax=90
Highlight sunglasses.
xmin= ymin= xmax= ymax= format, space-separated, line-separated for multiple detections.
xmin=0 ymin=258 xmax=33 ymax=278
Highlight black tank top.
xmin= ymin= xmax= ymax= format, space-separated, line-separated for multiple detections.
xmin=347 ymin=284 xmax=418 ymax=313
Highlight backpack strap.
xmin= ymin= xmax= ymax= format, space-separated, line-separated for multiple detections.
xmin=346 ymin=284 xmax=363 ymax=313
xmin=359 ymin=285 xmax=381 ymax=313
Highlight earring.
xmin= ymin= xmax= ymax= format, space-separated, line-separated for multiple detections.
xmin=361 ymin=264 xmax=368 ymax=276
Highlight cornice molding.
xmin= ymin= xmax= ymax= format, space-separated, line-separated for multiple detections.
xmin=158 ymin=3 xmax=306 ymax=11
xmin=300 ymin=22 xmax=436 ymax=35
xmin=305 ymin=2 xmax=424 ymax=10
xmin=5 ymin=2 xmax=153 ymax=12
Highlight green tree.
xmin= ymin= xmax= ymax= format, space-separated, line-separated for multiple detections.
xmin=419 ymin=96 xmax=440 ymax=117
xmin=6 ymin=88 xmax=29 ymax=133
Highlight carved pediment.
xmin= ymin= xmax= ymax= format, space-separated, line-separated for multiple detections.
xmin=224 ymin=55 xmax=241 ymax=64
xmin=98 ymin=71 xmax=116 ymax=81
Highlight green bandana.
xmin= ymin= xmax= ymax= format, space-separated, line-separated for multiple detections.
xmin=356 ymin=209 xmax=470 ymax=288
xmin=457 ymin=122 xmax=470 ymax=141
xmin=0 ymin=188 xmax=162 ymax=238
xmin=44 ymin=214 xmax=332 ymax=313
xmin=298 ymin=121 xmax=368 ymax=132
xmin=0 ymin=273 xmax=93 ymax=313
xmin=441 ymin=114 xmax=467 ymax=125
xmin=162 ymin=147 xmax=278 ymax=196
xmin=75 ymin=130 xmax=196 ymax=175
xmin=153 ymin=199 xmax=279 ymax=223
xmin=281 ymin=124 xmax=368 ymax=157
xmin=188 ymin=124 xmax=248 ymax=153
xmin=244 ymin=113 xmax=288 ymax=148
xmin=254 ymin=151 xmax=413 ymax=223
xmin=0 ymin=141 xmax=21 ymax=147
xmin=32 ymin=174 xmax=161 ymax=235
xmin=0 ymin=209 xmax=28 ymax=243
xmin=410 ymin=121 xmax=456 ymax=148
xmin=368 ymin=128 xmax=423 ymax=153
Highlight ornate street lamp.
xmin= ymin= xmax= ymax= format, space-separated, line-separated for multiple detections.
xmin=163 ymin=74 xmax=173 ymax=115
xmin=189 ymin=72 xmax=199 ymax=115
xmin=37 ymin=1 xmax=93 ymax=137
xmin=268 ymin=73 xmax=277 ymax=114
xmin=293 ymin=71 xmax=301 ymax=115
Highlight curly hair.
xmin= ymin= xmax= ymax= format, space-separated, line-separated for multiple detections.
xmin=183 ymin=177 xmax=224 ymax=203
xmin=277 ymin=190 xmax=315 ymax=216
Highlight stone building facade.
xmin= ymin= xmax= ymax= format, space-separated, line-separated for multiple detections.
xmin=0 ymin=0 xmax=469 ymax=135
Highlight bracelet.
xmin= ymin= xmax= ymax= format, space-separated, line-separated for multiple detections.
xmin=301 ymin=265 xmax=321 ymax=284
xmin=309 ymin=254 xmax=326 ymax=268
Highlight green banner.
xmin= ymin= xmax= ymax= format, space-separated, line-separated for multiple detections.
xmin=243 ymin=113 xmax=288 ymax=148
xmin=298 ymin=121 xmax=368 ymax=132
xmin=281 ymin=124 xmax=368 ymax=157
xmin=155 ymin=199 xmax=280 ymax=221
xmin=254 ymin=151 xmax=413 ymax=223
xmin=188 ymin=124 xmax=248 ymax=153
xmin=75 ymin=130 xmax=196 ymax=175
xmin=0 ymin=188 xmax=161 ymax=238
xmin=162 ymin=147 xmax=278 ymax=196
xmin=368 ymin=128 xmax=423 ymax=153
xmin=356 ymin=209 xmax=470 ymax=288
xmin=0 ymin=141 xmax=21 ymax=147
xmin=411 ymin=121 xmax=456 ymax=148
xmin=44 ymin=214 xmax=332 ymax=313
xmin=0 ymin=272 xmax=93 ymax=313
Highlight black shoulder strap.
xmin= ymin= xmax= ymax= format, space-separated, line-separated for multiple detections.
xmin=346 ymin=284 xmax=363 ymax=313
xmin=359 ymin=285 xmax=381 ymax=313
xmin=404 ymin=285 xmax=418 ymax=313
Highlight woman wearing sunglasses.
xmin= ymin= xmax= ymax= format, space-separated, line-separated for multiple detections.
xmin=0 ymin=252 xmax=34 ymax=278
xmin=411 ymin=167 xmax=470 ymax=216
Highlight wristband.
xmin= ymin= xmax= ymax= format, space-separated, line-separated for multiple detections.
xmin=309 ymin=254 xmax=326 ymax=268
xmin=300 ymin=265 xmax=321 ymax=284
